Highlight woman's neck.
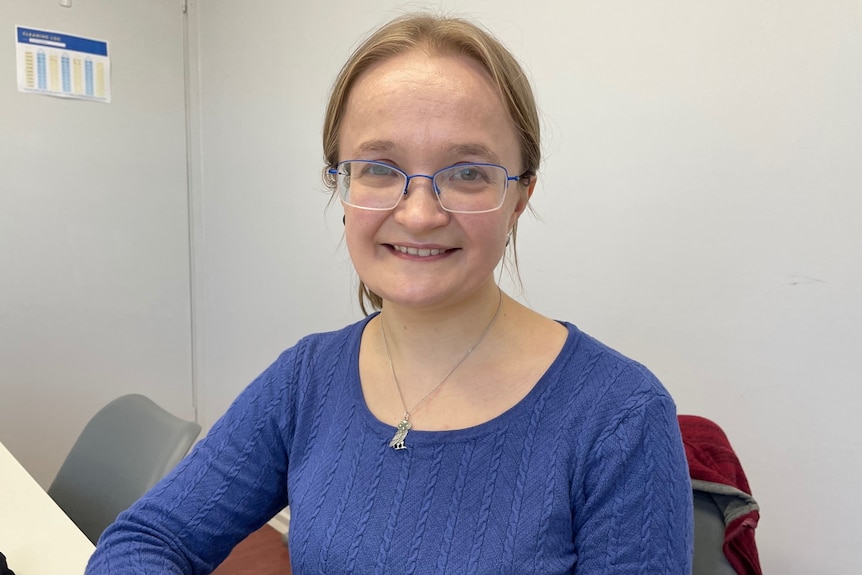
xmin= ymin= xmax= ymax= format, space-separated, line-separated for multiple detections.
xmin=377 ymin=282 xmax=506 ymax=364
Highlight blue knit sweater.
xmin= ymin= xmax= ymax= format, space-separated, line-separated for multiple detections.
xmin=86 ymin=317 xmax=693 ymax=574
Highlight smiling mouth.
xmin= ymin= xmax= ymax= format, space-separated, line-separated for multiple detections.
xmin=391 ymin=245 xmax=451 ymax=257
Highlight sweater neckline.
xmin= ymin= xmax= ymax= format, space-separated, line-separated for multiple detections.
xmin=346 ymin=313 xmax=580 ymax=446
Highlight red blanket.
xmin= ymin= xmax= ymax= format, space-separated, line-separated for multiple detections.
xmin=678 ymin=415 xmax=762 ymax=575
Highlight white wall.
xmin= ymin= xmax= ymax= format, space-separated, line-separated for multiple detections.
xmin=191 ymin=1 xmax=862 ymax=573
xmin=0 ymin=0 xmax=195 ymax=486
xmin=1 ymin=0 xmax=858 ymax=571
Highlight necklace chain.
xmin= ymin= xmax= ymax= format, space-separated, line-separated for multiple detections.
xmin=380 ymin=288 xmax=503 ymax=450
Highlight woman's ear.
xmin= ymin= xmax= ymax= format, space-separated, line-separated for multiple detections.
xmin=509 ymin=175 xmax=536 ymax=227
xmin=524 ymin=175 xmax=536 ymax=202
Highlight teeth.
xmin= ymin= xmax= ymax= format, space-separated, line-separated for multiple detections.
xmin=394 ymin=245 xmax=444 ymax=257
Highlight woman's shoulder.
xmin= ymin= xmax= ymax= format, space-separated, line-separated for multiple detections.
xmin=558 ymin=321 xmax=668 ymax=393
xmin=551 ymin=322 xmax=676 ymax=430
xmin=219 ymin=316 xmax=373 ymax=439
xmin=233 ymin=315 xmax=372 ymax=407
xmin=547 ymin=323 xmax=685 ymax=484
xmin=271 ymin=314 xmax=374 ymax=369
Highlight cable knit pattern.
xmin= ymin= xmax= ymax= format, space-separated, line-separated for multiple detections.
xmin=85 ymin=317 xmax=693 ymax=574
xmin=404 ymin=443 xmax=444 ymax=573
xmin=534 ymin=426 xmax=563 ymax=573
xmin=436 ymin=442 xmax=475 ymax=573
xmin=374 ymin=448 xmax=412 ymax=574
xmin=465 ymin=429 xmax=506 ymax=574
xmin=318 ymin=415 xmax=363 ymax=572
xmin=345 ymin=442 xmax=387 ymax=572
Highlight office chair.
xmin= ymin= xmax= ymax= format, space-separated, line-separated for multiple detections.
xmin=48 ymin=394 xmax=201 ymax=544
xmin=693 ymin=490 xmax=738 ymax=575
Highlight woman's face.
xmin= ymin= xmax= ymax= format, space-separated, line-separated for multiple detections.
xmin=339 ymin=49 xmax=534 ymax=312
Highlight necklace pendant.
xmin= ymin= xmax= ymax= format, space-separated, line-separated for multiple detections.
xmin=389 ymin=417 xmax=411 ymax=450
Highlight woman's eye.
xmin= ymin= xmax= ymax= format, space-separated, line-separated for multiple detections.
xmin=453 ymin=166 xmax=486 ymax=181
xmin=367 ymin=164 xmax=394 ymax=176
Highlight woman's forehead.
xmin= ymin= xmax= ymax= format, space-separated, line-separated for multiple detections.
xmin=346 ymin=50 xmax=499 ymax=111
xmin=340 ymin=51 xmax=519 ymax=163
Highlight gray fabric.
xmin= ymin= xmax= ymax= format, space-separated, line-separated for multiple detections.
xmin=691 ymin=479 xmax=760 ymax=525
xmin=692 ymin=490 xmax=738 ymax=575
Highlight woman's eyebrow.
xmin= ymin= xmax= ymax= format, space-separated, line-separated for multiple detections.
xmin=351 ymin=141 xmax=500 ymax=163
xmin=355 ymin=139 xmax=397 ymax=154
xmin=448 ymin=143 xmax=500 ymax=163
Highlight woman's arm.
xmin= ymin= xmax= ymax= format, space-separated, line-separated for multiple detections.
xmin=85 ymin=349 xmax=297 ymax=574
xmin=572 ymin=390 xmax=694 ymax=574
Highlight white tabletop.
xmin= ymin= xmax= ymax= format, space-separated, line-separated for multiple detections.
xmin=0 ymin=441 xmax=94 ymax=574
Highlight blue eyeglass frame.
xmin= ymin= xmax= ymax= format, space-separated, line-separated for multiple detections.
xmin=327 ymin=160 xmax=525 ymax=213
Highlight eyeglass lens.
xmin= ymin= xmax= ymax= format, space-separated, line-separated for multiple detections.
xmin=336 ymin=161 xmax=508 ymax=213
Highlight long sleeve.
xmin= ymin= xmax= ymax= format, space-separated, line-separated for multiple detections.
xmin=84 ymin=346 xmax=298 ymax=574
xmin=572 ymin=387 xmax=693 ymax=573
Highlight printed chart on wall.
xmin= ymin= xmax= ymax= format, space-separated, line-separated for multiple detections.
xmin=15 ymin=26 xmax=111 ymax=103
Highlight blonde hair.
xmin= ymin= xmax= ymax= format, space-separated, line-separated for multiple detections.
xmin=323 ymin=13 xmax=540 ymax=314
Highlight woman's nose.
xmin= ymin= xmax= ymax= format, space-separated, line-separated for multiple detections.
xmin=393 ymin=175 xmax=449 ymax=228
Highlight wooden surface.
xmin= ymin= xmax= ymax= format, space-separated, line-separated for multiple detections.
xmin=212 ymin=525 xmax=292 ymax=575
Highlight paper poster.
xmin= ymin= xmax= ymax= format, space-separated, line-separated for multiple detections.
xmin=15 ymin=26 xmax=111 ymax=103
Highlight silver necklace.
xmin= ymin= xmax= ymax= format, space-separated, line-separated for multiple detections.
xmin=380 ymin=288 xmax=503 ymax=450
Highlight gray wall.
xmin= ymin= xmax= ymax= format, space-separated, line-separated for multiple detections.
xmin=190 ymin=1 xmax=861 ymax=573
xmin=0 ymin=0 xmax=194 ymax=485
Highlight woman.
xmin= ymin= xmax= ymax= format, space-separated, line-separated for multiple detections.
xmin=86 ymin=13 xmax=692 ymax=574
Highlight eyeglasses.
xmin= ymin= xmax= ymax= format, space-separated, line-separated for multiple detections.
xmin=328 ymin=160 xmax=524 ymax=214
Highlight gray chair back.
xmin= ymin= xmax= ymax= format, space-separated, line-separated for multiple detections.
xmin=48 ymin=394 xmax=201 ymax=543
xmin=693 ymin=490 xmax=738 ymax=575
